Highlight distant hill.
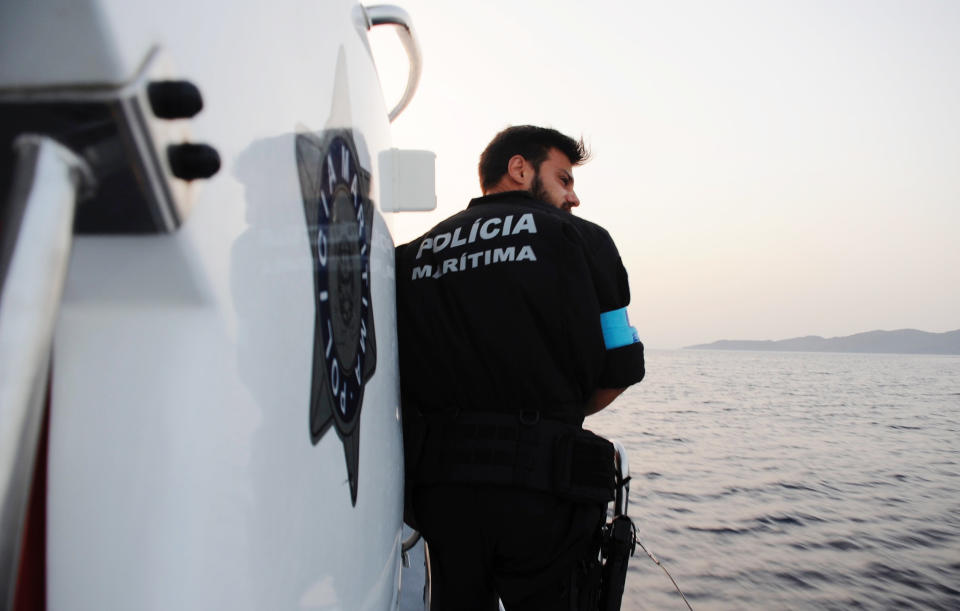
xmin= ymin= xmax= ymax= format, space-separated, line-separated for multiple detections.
xmin=685 ymin=329 xmax=960 ymax=355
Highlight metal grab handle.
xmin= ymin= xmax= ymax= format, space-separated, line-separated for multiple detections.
xmin=612 ymin=440 xmax=631 ymax=517
xmin=365 ymin=4 xmax=423 ymax=122
xmin=0 ymin=135 xmax=91 ymax=606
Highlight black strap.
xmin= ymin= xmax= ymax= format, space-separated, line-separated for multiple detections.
xmin=599 ymin=515 xmax=637 ymax=610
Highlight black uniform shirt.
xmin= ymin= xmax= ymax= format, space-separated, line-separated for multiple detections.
xmin=396 ymin=191 xmax=644 ymax=424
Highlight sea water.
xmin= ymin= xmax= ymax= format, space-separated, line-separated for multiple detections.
xmin=588 ymin=349 xmax=960 ymax=610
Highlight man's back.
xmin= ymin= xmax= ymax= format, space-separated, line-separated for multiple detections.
xmin=396 ymin=190 xmax=620 ymax=422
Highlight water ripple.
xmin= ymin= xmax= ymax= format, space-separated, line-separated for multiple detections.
xmin=589 ymin=350 xmax=960 ymax=610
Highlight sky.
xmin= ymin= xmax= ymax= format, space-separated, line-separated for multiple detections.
xmin=369 ymin=0 xmax=960 ymax=349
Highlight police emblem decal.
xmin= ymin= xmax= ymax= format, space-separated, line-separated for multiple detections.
xmin=296 ymin=130 xmax=377 ymax=505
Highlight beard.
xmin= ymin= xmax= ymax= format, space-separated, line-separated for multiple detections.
xmin=530 ymin=172 xmax=558 ymax=209
xmin=530 ymin=172 xmax=570 ymax=212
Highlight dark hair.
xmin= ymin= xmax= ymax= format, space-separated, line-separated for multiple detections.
xmin=478 ymin=125 xmax=590 ymax=191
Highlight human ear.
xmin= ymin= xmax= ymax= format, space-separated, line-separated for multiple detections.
xmin=506 ymin=154 xmax=531 ymax=186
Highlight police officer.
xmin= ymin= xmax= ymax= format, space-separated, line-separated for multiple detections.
xmin=396 ymin=126 xmax=645 ymax=610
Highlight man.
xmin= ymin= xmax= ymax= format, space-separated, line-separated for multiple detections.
xmin=396 ymin=126 xmax=645 ymax=610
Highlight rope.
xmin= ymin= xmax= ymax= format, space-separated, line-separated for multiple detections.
xmin=634 ymin=534 xmax=694 ymax=611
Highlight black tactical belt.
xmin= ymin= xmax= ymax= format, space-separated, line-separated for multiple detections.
xmin=415 ymin=409 xmax=615 ymax=504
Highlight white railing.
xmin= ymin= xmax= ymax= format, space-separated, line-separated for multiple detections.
xmin=0 ymin=135 xmax=90 ymax=608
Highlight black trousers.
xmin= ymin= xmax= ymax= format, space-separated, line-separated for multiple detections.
xmin=414 ymin=484 xmax=605 ymax=611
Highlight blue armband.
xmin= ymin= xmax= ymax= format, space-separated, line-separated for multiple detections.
xmin=600 ymin=307 xmax=640 ymax=350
